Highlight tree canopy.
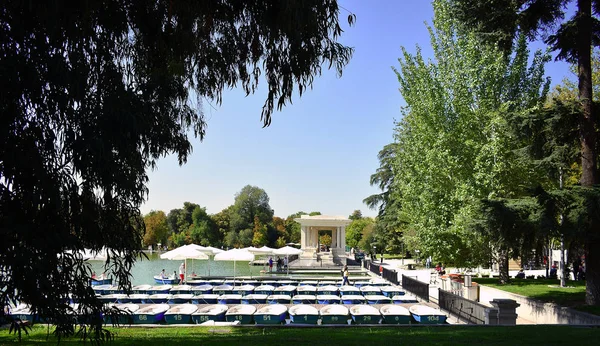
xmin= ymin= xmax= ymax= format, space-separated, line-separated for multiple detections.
xmin=0 ymin=0 xmax=355 ymax=339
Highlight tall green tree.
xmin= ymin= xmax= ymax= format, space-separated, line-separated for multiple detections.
xmin=392 ymin=0 xmax=549 ymax=268
xmin=230 ymin=185 xmax=274 ymax=232
xmin=0 ymin=0 xmax=355 ymax=338
xmin=142 ymin=211 xmax=170 ymax=248
xmin=450 ymin=0 xmax=600 ymax=305
xmin=189 ymin=206 xmax=219 ymax=246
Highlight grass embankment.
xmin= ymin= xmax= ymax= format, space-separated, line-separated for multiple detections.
xmin=473 ymin=278 xmax=600 ymax=316
xmin=1 ymin=325 xmax=599 ymax=345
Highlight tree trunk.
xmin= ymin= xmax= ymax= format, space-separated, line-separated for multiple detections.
xmin=577 ymin=0 xmax=599 ymax=306
xmin=498 ymin=249 xmax=510 ymax=284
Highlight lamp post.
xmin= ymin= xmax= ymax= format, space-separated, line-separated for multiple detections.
xmin=373 ymin=245 xmax=377 ymax=261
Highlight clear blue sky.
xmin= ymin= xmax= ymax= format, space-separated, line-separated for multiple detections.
xmin=140 ymin=0 xmax=573 ymax=218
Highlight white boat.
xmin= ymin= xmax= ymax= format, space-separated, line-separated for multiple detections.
xmin=225 ymin=304 xmax=256 ymax=324
xmin=133 ymin=304 xmax=170 ymax=324
xmin=350 ymin=305 xmax=381 ymax=324
xmin=288 ymin=305 xmax=319 ymax=324
xmin=359 ymin=286 xmax=381 ymax=295
xmin=296 ymin=285 xmax=317 ymax=295
xmin=298 ymin=280 xmax=319 ymax=286
xmin=380 ymin=304 xmax=411 ymax=324
xmin=169 ymin=294 xmax=194 ymax=304
xmin=392 ymin=295 xmax=419 ymax=304
xmin=267 ymin=294 xmax=291 ymax=304
xmin=169 ymin=285 xmax=193 ymax=294
xmin=132 ymin=284 xmax=153 ymax=294
xmin=380 ymin=285 xmax=405 ymax=297
xmin=254 ymin=285 xmax=275 ymax=295
xmin=149 ymin=285 xmax=173 ymax=294
xmin=234 ymin=284 xmax=255 ymax=295
xmin=274 ymin=285 xmax=296 ymax=295
xmin=164 ymin=304 xmax=198 ymax=324
xmin=409 ymin=305 xmax=448 ymax=324
xmin=242 ymin=294 xmax=268 ymax=304
xmin=292 ymin=295 xmax=317 ymax=304
xmin=148 ymin=294 xmax=172 ymax=303
xmin=319 ymin=305 xmax=349 ymax=324
xmin=341 ymin=295 xmax=366 ymax=304
xmin=365 ymin=294 xmax=392 ymax=305
xmin=254 ymin=304 xmax=288 ymax=324
xmin=339 ymin=285 xmax=360 ymax=295
xmin=191 ymin=284 xmax=213 ymax=294
xmin=316 ymin=294 xmax=341 ymax=304
xmin=218 ymin=294 xmax=243 ymax=304
xmin=213 ymin=284 xmax=234 ymax=294
xmin=192 ymin=305 xmax=229 ymax=324
xmin=317 ymin=280 xmax=337 ymax=286
xmin=316 ymin=285 xmax=339 ymax=295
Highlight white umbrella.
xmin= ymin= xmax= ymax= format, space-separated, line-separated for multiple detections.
xmin=213 ymin=249 xmax=255 ymax=284
xmin=246 ymin=246 xmax=275 ymax=273
xmin=193 ymin=246 xmax=224 ymax=276
xmin=160 ymin=245 xmax=209 ymax=283
xmin=273 ymin=246 xmax=303 ymax=275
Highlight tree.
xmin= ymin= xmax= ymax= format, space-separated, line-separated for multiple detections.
xmin=0 ymin=0 xmax=355 ymax=339
xmin=319 ymin=234 xmax=332 ymax=247
xmin=251 ymin=216 xmax=269 ymax=247
xmin=143 ymin=211 xmax=170 ymax=247
xmin=211 ymin=206 xmax=233 ymax=246
xmin=230 ymin=185 xmax=274 ymax=233
xmin=348 ymin=210 xmax=363 ymax=220
xmin=189 ymin=206 xmax=219 ymax=246
xmin=450 ymin=0 xmax=600 ymax=305
xmin=391 ymin=0 xmax=549 ymax=267
xmin=346 ymin=218 xmax=374 ymax=249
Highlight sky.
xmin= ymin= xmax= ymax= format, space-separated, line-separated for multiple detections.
xmin=140 ymin=1 xmax=573 ymax=219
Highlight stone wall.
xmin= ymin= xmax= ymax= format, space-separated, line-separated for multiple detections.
xmin=478 ymin=285 xmax=600 ymax=325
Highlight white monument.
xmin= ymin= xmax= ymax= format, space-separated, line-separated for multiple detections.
xmin=294 ymin=214 xmax=351 ymax=264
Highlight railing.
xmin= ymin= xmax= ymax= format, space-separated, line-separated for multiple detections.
xmin=438 ymin=288 xmax=489 ymax=324
xmin=363 ymin=260 xmax=399 ymax=285
xmin=401 ymin=274 xmax=429 ymax=302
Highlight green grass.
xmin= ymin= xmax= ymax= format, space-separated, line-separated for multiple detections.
xmin=472 ymin=278 xmax=600 ymax=315
xmin=382 ymin=254 xmax=407 ymax=260
xmin=1 ymin=325 xmax=600 ymax=345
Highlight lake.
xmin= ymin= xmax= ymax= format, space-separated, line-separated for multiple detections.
xmin=89 ymin=252 xmax=259 ymax=286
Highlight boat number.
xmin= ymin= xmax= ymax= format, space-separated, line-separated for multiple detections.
xmin=427 ymin=316 xmax=439 ymax=322
xmin=236 ymin=315 xmax=242 ymax=320
xmin=331 ymin=316 xmax=338 ymax=321
xmin=263 ymin=315 xmax=271 ymax=321
xmin=175 ymin=315 xmax=182 ymax=321
xmin=303 ymin=316 xmax=308 ymax=321
xmin=395 ymin=316 xmax=399 ymax=321
xmin=139 ymin=315 xmax=147 ymax=321
xmin=198 ymin=316 xmax=208 ymax=321
xmin=364 ymin=316 xmax=371 ymax=321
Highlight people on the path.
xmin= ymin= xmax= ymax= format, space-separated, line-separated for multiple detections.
xmin=342 ymin=265 xmax=350 ymax=285
xmin=426 ymin=256 xmax=432 ymax=269
xmin=283 ymin=256 xmax=288 ymax=270
xmin=268 ymin=257 xmax=273 ymax=272
xmin=379 ymin=264 xmax=384 ymax=277
xmin=179 ymin=262 xmax=185 ymax=283
xmin=276 ymin=257 xmax=282 ymax=271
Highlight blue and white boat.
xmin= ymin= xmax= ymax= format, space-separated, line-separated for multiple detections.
xmin=106 ymin=303 xmax=139 ymax=325
xmin=261 ymin=280 xmax=279 ymax=287
xmin=187 ymin=278 xmax=211 ymax=286
xmin=10 ymin=304 xmax=36 ymax=324
xmin=208 ymin=279 xmax=224 ymax=285
xmin=350 ymin=305 xmax=381 ymax=324
xmin=292 ymin=295 xmax=316 ymax=304
xmin=253 ymin=285 xmax=275 ymax=295
xmin=90 ymin=278 xmax=112 ymax=286
xmin=99 ymin=294 xmax=127 ymax=304
xmin=148 ymin=294 xmax=172 ymax=304
xmin=319 ymin=305 xmax=349 ymax=325
xmin=164 ymin=304 xmax=198 ymax=324
xmin=267 ymin=294 xmax=291 ymax=304
xmin=242 ymin=280 xmax=260 ymax=286
xmin=277 ymin=280 xmax=296 ymax=286
xmin=168 ymin=294 xmax=193 ymax=304
xmin=274 ymin=285 xmax=296 ymax=296
xmin=149 ymin=285 xmax=173 ymax=294
xmin=380 ymin=305 xmax=411 ymax=324
xmin=192 ymin=305 xmax=229 ymax=324
xmin=341 ymin=295 xmax=366 ymax=305
xmin=288 ymin=305 xmax=319 ymax=325
xmin=125 ymin=294 xmax=149 ymax=304
xmin=380 ymin=286 xmax=405 ymax=297
xmin=104 ymin=285 xmax=123 ymax=295
xmin=92 ymin=284 xmax=112 ymax=295
xmin=234 ymin=284 xmax=255 ymax=295
xmin=359 ymin=286 xmax=381 ymax=296
xmin=317 ymin=280 xmax=337 ymax=287
xmin=241 ymin=294 xmax=268 ymax=304
xmin=218 ymin=294 xmax=242 ymax=305
xmin=392 ymin=295 xmax=419 ymax=304
xmin=409 ymin=305 xmax=448 ymax=324
xmin=317 ymin=285 xmax=339 ymax=295
xmin=225 ymin=305 xmax=256 ymax=324
xmin=170 ymin=285 xmax=193 ymax=294
xmin=254 ymin=304 xmax=288 ymax=325
xmin=192 ymin=294 xmax=219 ymax=304
xmin=133 ymin=304 xmax=170 ymax=324
xmin=296 ymin=285 xmax=317 ymax=295
xmin=366 ymin=295 xmax=391 ymax=305
xmin=298 ymin=280 xmax=318 ymax=286
xmin=132 ymin=284 xmax=152 ymax=294
xmin=369 ymin=279 xmax=388 ymax=287
xmin=338 ymin=285 xmax=360 ymax=296
xmin=213 ymin=284 xmax=234 ymax=295
xmin=317 ymin=294 xmax=341 ymax=304
xmin=153 ymin=276 xmax=180 ymax=285
xmin=191 ymin=284 xmax=213 ymax=295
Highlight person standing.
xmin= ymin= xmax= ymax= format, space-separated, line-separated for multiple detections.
xmin=268 ymin=257 xmax=273 ymax=272
xmin=179 ymin=262 xmax=185 ymax=283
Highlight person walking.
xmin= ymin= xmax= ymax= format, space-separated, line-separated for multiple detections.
xmin=268 ymin=257 xmax=273 ymax=272
xmin=342 ymin=265 xmax=350 ymax=285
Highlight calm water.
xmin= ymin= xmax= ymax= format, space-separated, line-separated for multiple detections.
xmin=89 ymin=252 xmax=257 ymax=286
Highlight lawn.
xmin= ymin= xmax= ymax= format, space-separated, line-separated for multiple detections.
xmin=1 ymin=325 xmax=599 ymax=345
xmin=472 ymin=278 xmax=600 ymax=315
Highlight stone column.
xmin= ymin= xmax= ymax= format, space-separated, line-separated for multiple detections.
xmin=300 ymin=226 xmax=306 ymax=249
xmin=332 ymin=228 xmax=337 ymax=248
xmin=341 ymin=226 xmax=346 ymax=250
xmin=490 ymin=299 xmax=519 ymax=325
